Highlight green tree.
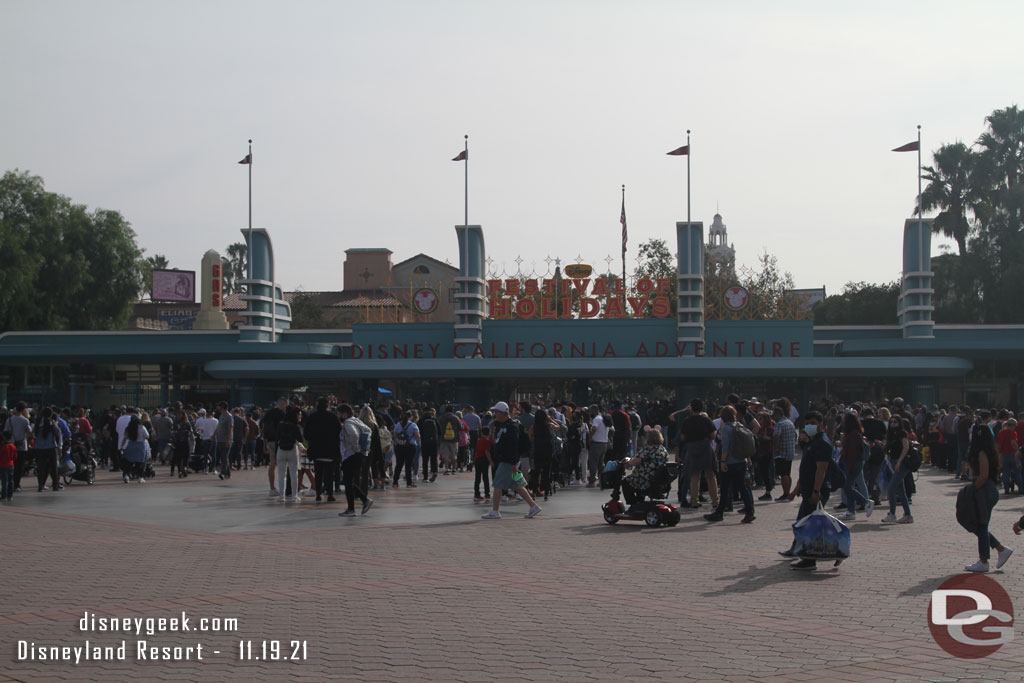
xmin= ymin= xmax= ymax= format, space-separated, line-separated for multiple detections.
xmin=288 ymin=291 xmax=342 ymax=329
xmin=633 ymin=238 xmax=675 ymax=281
xmin=813 ymin=281 xmax=900 ymax=325
xmin=920 ymin=142 xmax=979 ymax=256
xmin=0 ymin=170 xmax=145 ymax=332
xmin=142 ymin=254 xmax=169 ymax=298
xmin=222 ymin=242 xmax=248 ymax=295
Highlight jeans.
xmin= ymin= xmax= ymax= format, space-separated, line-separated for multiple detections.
xmin=474 ymin=459 xmax=491 ymax=497
xmin=229 ymin=441 xmax=243 ymax=469
xmin=975 ymin=481 xmax=1001 ymax=561
xmin=587 ymin=442 xmax=608 ymax=484
xmin=755 ymin=454 xmax=774 ymax=492
xmin=202 ymin=439 xmax=216 ymax=472
xmin=218 ymin=442 xmax=232 ymax=477
xmin=842 ymin=458 xmax=870 ymax=508
xmin=957 ymin=439 xmax=969 ymax=476
xmin=276 ymin=448 xmax=299 ymax=498
xmin=0 ymin=466 xmax=13 ymax=499
xmin=342 ymin=454 xmax=368 ymax=510
xmin=712 ymin=463 xmax=753 ymax=516
xmin=393 ymin=444 xmax=415 ymax=485
xmin=1000 ymin=453 xmax=1022 ymax=492
xmin=888 ymin=467 xmax=912 ymax=516
xmin=13 ymin=450 xmax=28 ymax=489
xmin=314 ymin=460 xmax=337 ymax=498
xmin=243 ymin=439 xmax=255 ymax=467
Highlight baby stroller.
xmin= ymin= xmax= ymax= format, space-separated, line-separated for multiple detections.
xmin=188 ymin=451 xmax=211 ymax=474
xmin=62 ymin=437 xmax=97 ymax=485
xmin=601 ymin=460 xmax=681 ymax=527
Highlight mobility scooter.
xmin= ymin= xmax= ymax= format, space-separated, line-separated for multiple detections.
xmin=601 ymin=459 xmax=681 ymax=527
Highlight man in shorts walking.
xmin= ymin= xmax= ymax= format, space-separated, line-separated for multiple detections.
xmin=481 ymin=402 xmax=541 ymax=520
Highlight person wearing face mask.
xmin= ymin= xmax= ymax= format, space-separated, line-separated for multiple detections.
xmin=781 ymin=411 xmax=833 ymax=570
xmin=880 ymin=416 xmax=913 ymax=524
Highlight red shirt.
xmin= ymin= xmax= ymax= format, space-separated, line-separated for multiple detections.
xmin=77 ymin=417 xmax=93 ymax=435
xmin=996 ymin=428 xmax=1019 ymax=456
xmin=0 ymin=443 xmax=16 ymax=468
xmin=474 ymin=436 xmax=491 ymax=461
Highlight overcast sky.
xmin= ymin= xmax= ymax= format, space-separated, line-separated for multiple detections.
xmin=3 ymin=0 xmax=1022 ymax=295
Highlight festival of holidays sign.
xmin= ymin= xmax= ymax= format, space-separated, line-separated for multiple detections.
xmin=486 ymin=271 xmax=675 ymax=320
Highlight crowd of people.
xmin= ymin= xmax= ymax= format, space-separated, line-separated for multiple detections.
xmin=2 ymin=394 xmax=1023 ymax=571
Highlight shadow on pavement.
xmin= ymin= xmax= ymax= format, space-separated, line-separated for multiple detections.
xmin=701 ymin=562 xmax=840 ymax=596
xmin=898 ymin=574 xmax=959 ymax=598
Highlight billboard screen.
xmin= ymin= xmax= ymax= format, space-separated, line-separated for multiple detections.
xmin=151 ymin=269 xmax=196 ymax=303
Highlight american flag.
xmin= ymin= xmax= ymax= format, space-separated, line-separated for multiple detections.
xmin=620 ymin=195 xmax=627 ymax=254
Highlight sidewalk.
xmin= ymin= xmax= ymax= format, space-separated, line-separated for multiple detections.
xmin=1 ymin=466 xmax=1022 ymax=681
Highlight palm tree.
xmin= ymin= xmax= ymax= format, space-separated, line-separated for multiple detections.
xmin=920 ymin=142 xmax=980 ymax=256
xmin=222 ymin=242 xmax=247 ymax=295
xmin=141 ymin=253 xmax=169 ymax=298
xmin=977 ymin=105 xmax=1024 ymax=194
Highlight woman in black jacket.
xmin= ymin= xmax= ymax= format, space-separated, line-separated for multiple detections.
xmin=964 ymin=425 xmax=1013 ymax=573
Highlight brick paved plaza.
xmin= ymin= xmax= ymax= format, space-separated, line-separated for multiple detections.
xmin=2 ymin=466 xmax=1022 ymax=682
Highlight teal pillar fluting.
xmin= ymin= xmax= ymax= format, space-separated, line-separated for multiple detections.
xmin=676 ymin=221 xmax=705 ymax=352
xmin=455 ymin=225 xmax=486 ymax=345
xmin=897 ymin=218 xmax=935 ymax=339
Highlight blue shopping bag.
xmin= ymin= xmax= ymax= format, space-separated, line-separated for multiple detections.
xmin=792 ymin=503 xmax=851 ymax=560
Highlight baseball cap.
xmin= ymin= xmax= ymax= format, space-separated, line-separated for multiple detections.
xmin=490 ymin=401 xmax=510 ymax=413
xmin=198 ymin=408 xmax=207 ymax=415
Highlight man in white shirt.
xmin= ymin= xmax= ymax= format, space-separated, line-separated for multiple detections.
xmin=195 ymin=408 xmax=220 ymax=473
xmin=587 ymin=406 xmax=609 ymax=488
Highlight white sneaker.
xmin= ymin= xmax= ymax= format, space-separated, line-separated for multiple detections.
xmin=277 ymin=496 xmax=285 ymax=503
xmin=525 ymin=504 xmax=542 ymax=519
xmin=569 ymin=479 xmax=581 ymax=486
xmin=897 ymin=515 xmax=914 ymax=524
xmin=965 ymin=560 xmax=989 ymax=573
xmin=138 ymin=478 xmax=145 ymax=484
xmin=840 ymin=511 xmax=855 ymax=521
xmin=481 ymin=510 xmax=501 ymax=519
xmin=864 ymin=500 xmax=875 ymax=518
xmin=881 ymin=513 xmax=898 ymax=524
xmin=996 ymin=547 xmax=1013 ymax=569
xmin=268 ymin=489 xmax=280 ymax=497
xmin=289 ymin=495 xmax=302 ymax=502
xmin=300 ymin=488 xmax=315 ymax=497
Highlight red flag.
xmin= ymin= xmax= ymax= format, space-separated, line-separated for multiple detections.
xmin=666 ymin=145 xmax=689 ymax=156
xmin=238 ymin=153 xmax=251 ymax=164
xmin=891 ymin=141 xmax=919 ymax=152
xmin=620 ymin=197 xmax=627 ymax=253
xmin=452 ymin=150 xmax=468 ymax=161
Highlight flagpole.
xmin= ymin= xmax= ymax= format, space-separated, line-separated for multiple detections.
xmin=621 ymin=184 xmax=627 ymax=308
xmin=464 ymin=134 xmax=469 ymax=228
xmin=247 ymin=138 xmax=253 ymax=286
xmin=686 ymin=129 xmax=691 ymax=226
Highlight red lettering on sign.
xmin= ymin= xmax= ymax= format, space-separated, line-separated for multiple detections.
xmin=713 ymin=342 xmax=728 ymax=357
xmin=579 ymin=298 xmax=600 ymax=318
xmin=515 ymin=298 xmax=536 ymax=319
xmin=636 ymin=278 xmax=654 ymax=294
xmin=627 ymin=296 xmax=649 ymax=318
xmin=572 ymin=279 xmax=590 ymax=295
xmin=552 ymin=342 xmax=563 ymax=358
xmin=212 ymin=264 xmax=221 ymax=277
xmin=489 ymin=298 xmax=510 ymax=319
xmin=605 ymin=298 xmax=626 ymax=319
xmin=602 ymin=343 xmax=616 ymax=357
xmin=656 ymin=278 xmax=672 ymax=293
xmin=655 ymin=341 xmax=669 ymax=357
xmin=751 ymin=342 xmax=765 ymax=357
xmin=790 ymin=342 xmax=800 ymax=357
xmin=212 ymin=293 xmax=220 ymax=306
xmin=540 ymin=298 xmax=558 ymax=319
xmin=530 ymin=343 xmax=545 ymax=358
xmin=772 ymin=342 xmax=783 ymax=357
xmin=651 ymin=297 xmax=672 ymax=318
xmin=735 ymin=341 xmax=745 ymax=356
xmin=636 ymin=342 xmax=649 ymax=357
xmin=487 ymin=279 xmax=503 ymax=296
xmin=504 ymin=279 xmax=520 ymax=295
xmin=542 ymin=279 xmax=556 ymax=295
xmin=523 ymin=279 xmax=539 ymax=295
xmin=695 ymin=342 xmax=705 ymax=357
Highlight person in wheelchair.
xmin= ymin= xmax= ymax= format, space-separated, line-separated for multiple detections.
xmin=620 ymin=429 xmax=670 ymax=505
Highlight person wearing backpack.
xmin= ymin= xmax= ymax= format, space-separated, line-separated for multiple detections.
xmin=418 ymin=408 xmax=439 ymax=482
xmin=880 ymin=415 xmax=914 ymax=525
xmin=392 ymin=411 xmax=420 ymax=488
xmin=438 ymin=405 xmax=461 ymax=475
xmin=261 ymin=397 xmax=287 ymax=497
xmin=275 ymin=407 xmax=303 ymax=503
xmin=337 ymin=403 xmax=374 ymax=517
xmin=838 ymin=412 xmax=874 ymax=521
xmin=964 ymin=424 xmax=1013 ymax=572
xmin=704 ymin=405 xmax=755 ymax=524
